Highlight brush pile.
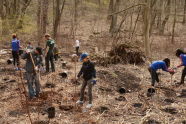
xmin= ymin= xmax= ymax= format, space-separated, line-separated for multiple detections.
xmin=92 ymin=43 xmax=145 ymax=66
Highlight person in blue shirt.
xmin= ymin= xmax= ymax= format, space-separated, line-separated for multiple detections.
xmin=148 ymin=58 xmax=174 ymax=86
xmin=11 ymin=34 xmax=20 ymax=69
xmin=175 ymin=49 xmax=186 ymax=85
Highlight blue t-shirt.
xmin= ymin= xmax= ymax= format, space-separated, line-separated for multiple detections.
xmin=180 ymin=54 xmax=186 ymax=66
xmin=150 ymin=61 xmax=168 ymax=72
xmin=11 ymin=38 xmax=20 ymax=51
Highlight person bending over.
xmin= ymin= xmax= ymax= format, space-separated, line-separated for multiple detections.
xmin=148 ymin=58 xmax=174 ymax=87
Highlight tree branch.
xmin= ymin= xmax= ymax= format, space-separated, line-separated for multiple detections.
xmin=108 ymin=3 xmax=146 ymax=16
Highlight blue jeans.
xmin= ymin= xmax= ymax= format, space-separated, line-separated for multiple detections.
xmin=26 ymin=72 xmax=41 ymax=98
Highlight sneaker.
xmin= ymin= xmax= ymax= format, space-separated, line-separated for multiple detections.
xmin=76 ymin=100 xmax=83 ymax=104
xmin=86 ymin=104 xmax=93 ymax=109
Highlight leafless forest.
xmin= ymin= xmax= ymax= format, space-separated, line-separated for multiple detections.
xmin=0 ymin=0 xmax=186 ymax=124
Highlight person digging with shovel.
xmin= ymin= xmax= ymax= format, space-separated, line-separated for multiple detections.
xmin=22 ymin=47 xmax=43 ymax=99
xmin=175 ymin=49 xmax=186 ymax=85
xmin=76 ymin=53 xmax=97 ymax=109
xmin=148 ymin=58 xmax=175 ymax=87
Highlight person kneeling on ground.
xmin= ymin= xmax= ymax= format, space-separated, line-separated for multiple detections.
xmin=22 ymin=47 xmax=43 ymax=99
xmin=148 ymin=58 xmax=175 ymax=87
xmin=175 ymin=49 xmax=186 ymax=85
xmin=76 ymin=53 xmax=97 ymax=109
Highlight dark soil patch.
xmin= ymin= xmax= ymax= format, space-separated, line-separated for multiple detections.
xmin=133 ymin=103 xmax=143 ymax=108
xmin=71 ymin=79 xmax=80 ymax=85
xmin=182 ymin=120 xmax=186 ymax=124
xmin=144 ymin=119 xmax=161 ymax=124
xmin=115 ymin=96 xmax=126 ymax=101
xmin=59 ymin=105 xmax=74 ymax=111
xmin=158 ymin=87 xmax=176 ymax=98
xmin=9 ymin=109 xmax=25 ymax=117
xmin=98 ymin=69 xmax=141 ymax=92
xmin=3 ymin=78 xmax=9 ymax=81
xmin=95 ymin=106 xmax=109 ymax=114
xmin=179 ymin=89 xmax=186 ymax=98
xmin=164 ymin=99 xmax=174 ymax=104
xmin=99 ymin=86 xmax=113 ymax=92
xmin=0 ymin=85 xmax=7 ymax=91
xmin=33 ymin=121 xmax=49 ymax=124
xmin=45 ymin=82 xmax=55 ymax=88
xmin=39 ymin=92 xmax=48 ymax=100
xmin=162 ymin=107 xmax=178 ymax=114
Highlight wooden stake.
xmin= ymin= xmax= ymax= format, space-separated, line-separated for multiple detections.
xmin=19 ymin=69 xmax=33 ymax=124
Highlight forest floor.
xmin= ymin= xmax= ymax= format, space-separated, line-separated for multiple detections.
xmin=0 ymin=46 xmax=185 ymax=124
xmin=1 ymin=1 xmax=186 ymax=123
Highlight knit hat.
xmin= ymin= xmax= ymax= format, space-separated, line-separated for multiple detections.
xmin=80 ymin=53 xmax=89 ymax=61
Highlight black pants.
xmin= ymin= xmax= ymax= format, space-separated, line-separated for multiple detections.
xmin=76 ymin=47 xmax=79 ymax=55
xmin=12 ymin=51 xmax=20 ymax=66
xmin=45 ymin=53 xmax=55 ymax=72
xmin=181 ymin=66 xmax=186 ymax=84
xmin=148 ymin=67 xmax=159 ymax=86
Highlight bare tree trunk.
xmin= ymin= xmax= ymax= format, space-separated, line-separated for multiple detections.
xmin=74 ymin=0 xmax=78 ymax=24
xmin=109 ymin=0 xmax=120 ymax=34
xmin=183 ymin=0 xmax=186 ymax=24
xmin=144 ymin=0 xmax=151 ymax=57
xmin=17 ymin=0 xmax=32 ymax=30
xmin=130 ymin=6 xmax=141 ymax=40
xmin=37 ymin=0 xmax=48 ymax=45
xmin=108 ymin=0 xmax=114 ymax=20
xmin=0 ymin=0 xmax=3 ymax=17
xmin=53 ymin=0 xmax=65 ymax=40
xmin=157 ymin=0 xmax=163 ymax=29
xmin=2 ymin=18 xmax=9 ymax=35
xmin=72 ymin=0 xmax=78 ymax=40
xmin=159 ymin=0 xmax=171 ymax=34
xmin=1 ymin=0 xmax=9 ymax=35
xmin=171 ymin=0 xmax=176 ymax=44
xmin=42 ymin=0 xmax=49 ymax=35
xmin=37 ymin=0 xmax=42 ymax=45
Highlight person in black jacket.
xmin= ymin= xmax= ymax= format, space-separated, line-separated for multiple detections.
xmin=76 ymin=53 xmax=96 ymax=108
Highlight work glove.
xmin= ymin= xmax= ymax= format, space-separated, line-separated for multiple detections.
xmin=35 ymin=66 xmax=39 ymax=71
xmin=169 ymin=70 xmax=175 ymax=75
xmin=26 ymin=49 xmax=32 ymax=53
xmin=91 ymin=78 xmax=97 ymax=85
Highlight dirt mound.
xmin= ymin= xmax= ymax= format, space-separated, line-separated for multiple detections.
xmin=97 ymin=66 xmax=141 ymax=92
xmin=92 ymin=43 xmax=145 ymax=66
